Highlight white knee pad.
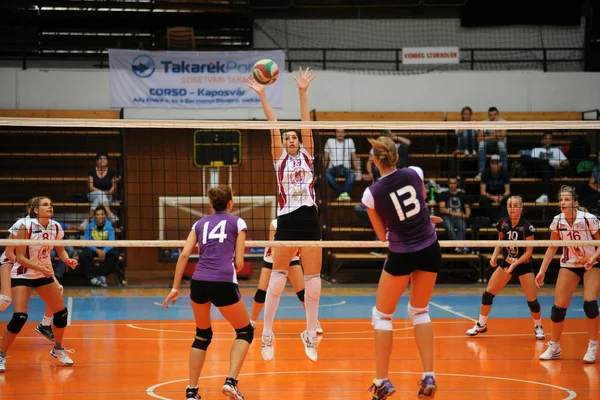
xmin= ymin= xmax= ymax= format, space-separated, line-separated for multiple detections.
xmin=408 ymin=303 xmax=430 ymax=326
xmin=304 ymin=274 xmax=321 ymax=301
xmin=267 ymin=270 xmax=288 ymax=297
xmin=371 ymin=307 xmax=393 ymax=331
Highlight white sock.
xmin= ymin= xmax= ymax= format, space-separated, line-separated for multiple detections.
xmin=423 ymin=371 xmax=435 ymax=379
xmin=304 ymin=274 xmax=321 ymax=338
xmin=41 ymin=315 xmax=52 ymax=326
xmin=590 ymin=340 xmax=598 ymax=345
xmin=478 ymin=315 xmax=488 ymax=326
xmin=262 ymin=270 xmax=287 ymax=337
xmin=533 ymin=318 xmax=542 ymax=327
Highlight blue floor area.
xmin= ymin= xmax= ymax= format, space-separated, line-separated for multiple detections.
xmin=0 ymin=295 xmax=590 ymax=322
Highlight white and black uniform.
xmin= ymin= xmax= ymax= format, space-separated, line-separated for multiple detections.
xmin=274 ymin=147 xmax=321 ymax=241
xmin=550 ymin=210 xmax=600 ymax=278
xmin=11 ymin=218 xmax=63 ymax=287
xmin=0 ymin=216 xmax=30 ymax=265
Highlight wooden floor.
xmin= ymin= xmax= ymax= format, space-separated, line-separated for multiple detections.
xmin=0 ymin=315 xmax=598 ymax=399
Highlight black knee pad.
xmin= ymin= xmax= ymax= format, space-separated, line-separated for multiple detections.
xmin=296 ymin=289 xmax=305 ymax=303
xmin=481 ymin=291 xmax=495 ymax=306
xmin=53 ymin=308 xmax=68 ymax=329
xmin=253 ymin=289 xmax=266 ymax=304
xmin=551 ymin=305 xmax=567 ymax=323
xmin=192 ymin=327 xmax=213 ymax=350
xmin=235 ymin=323 xmax=254 ymax=344
xmin=7 ymin=312 xmax=28 ymax=334
xmin=527 ymin=299 xmax=541 ymax=313
xmin=583 ymin=300 xmax=599 ymax=319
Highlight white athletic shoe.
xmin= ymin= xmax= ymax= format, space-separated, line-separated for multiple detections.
xmin=540 ymin=341 xmax=562 ymax=360
xmin=583 ymin=341 xmax=598 ymax=364
xmin=0 ymin=354 xmax=5 ymax=373
xmin=466 ymin=322 xmax=487 ymax=337
xmin=534 ymin=325 xmax=546 ymax=340
xmin=261 ymin=333 xmax=274 ymax=361
xmin=301 ymin=330 xmax=318 ymax=362
xmin=50 ymin=347 xmax=74 ymax=366
xmin=316 ymin=321 xmax=323 ymax=335
xmin=0 ymin=294 xmax=11 ymax=312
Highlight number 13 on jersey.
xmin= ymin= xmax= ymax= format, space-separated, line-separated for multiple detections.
xmin=389 ymin=186 xmax=420 ymax=221
xmin=202 ymin=220 xmax=228 ymax=244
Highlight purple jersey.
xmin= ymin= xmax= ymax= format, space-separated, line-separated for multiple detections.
xmin=191 ymin=212 xmax=247 ymax=283
xmin=361 ymin=166 xmax=436 ymax=253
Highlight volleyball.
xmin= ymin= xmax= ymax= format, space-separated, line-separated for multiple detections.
xmin=252 ymin=59 xmax=279 ymax=85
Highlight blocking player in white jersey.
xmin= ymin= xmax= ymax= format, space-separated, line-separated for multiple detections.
xmin=246 ymin=67 xmax=322 ymax=362
xmin=0 ymin=196 xmax=78 ymax=373
xmin=536 ymin=185 xmax=599 ymax=363
xmin=250 ymin=219 xmax=322 ymax=334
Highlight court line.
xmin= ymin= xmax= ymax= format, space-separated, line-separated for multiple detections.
xmin=429 ymin=301 xmax=477 ymax=322
xmin=68 ymin=320 xmax=470 ymax=327
xmin=151 ymin=300 xmax=347 ymax=310
xmin=125 ymin=323 xmax=415 ymax=335
xmin=145 ymin=370 xmax=577 ymax=400
xmin=17 ymin=331 xmax=591 ymax=342
xmin=67 ymin=297 xmax=73 ymax=326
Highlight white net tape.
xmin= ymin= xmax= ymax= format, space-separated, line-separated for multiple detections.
xmin=0 ymin=118 xmax=599 ymax=131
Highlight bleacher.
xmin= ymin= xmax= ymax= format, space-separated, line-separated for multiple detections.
xmin=0 ymin=109 xmax=124 ymax=234
xmin=313 ymin=110 xmax=597 ymax=283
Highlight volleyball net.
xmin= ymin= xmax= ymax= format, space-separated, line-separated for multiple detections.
xmin=0 ymin=116 xmax=599 ymax=257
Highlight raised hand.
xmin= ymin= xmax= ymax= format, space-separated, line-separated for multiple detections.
xmin=293 ymin=67 xmax=316 ymax=91
xmin=244 ymin=74 xmax=265 ymax=94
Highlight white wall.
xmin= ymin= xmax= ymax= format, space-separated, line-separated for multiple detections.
xmin=1 ymin=67 xmax=599 ymax=118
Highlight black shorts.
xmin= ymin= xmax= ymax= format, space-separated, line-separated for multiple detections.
xmin=262 ymin=259 xmax=301 ymax=270
xmin=275 ymin=206 xmax=321 ymax=241
xmin=562 ymin=264 xmax=600 ymax=278
xmin=12 ymin=277 xmax=54 ymax=288
xmin=383 ymin=241 xmax=442 ymax=277
xmin=499 ymin=261 xmax=534 ymax=277
xmin=190 ymin=280 xmax=241 ymax=307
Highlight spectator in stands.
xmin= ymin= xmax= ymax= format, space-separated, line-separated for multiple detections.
xmin=323 ymin=129 xmax=361 ymax=201
xmin=479 ymin=154 xmax=510 ymax=224
xmin=520 ymin=132 xmax=568 ymax=203
xmin=79 ymin=206 xmax=120 ymax=288
xmin=438 ymin=176 xmax=471 ymax=254
xmin=88 ymin=152 xmax=119 ymax=224
xmin=476 ymin=107 xmax=507 ymax=178
xmin=454 ymin=106 xmax=477 ymax=156
xmin=364 ymin=130 xmax=411 ymax=181
xmin=577 ymin=152 xmax=600 ymax=210
xmin=564 ymin=136 xmax=593 ymax=177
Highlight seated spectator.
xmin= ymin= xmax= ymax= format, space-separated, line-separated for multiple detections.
xmin=520 ymin=132 xmax=568 ymax=203
xmin=364 ymin=130 xmax=411 ymax=181
xmin=564 ymin=135 xmax=593 ymax=177
xmin=88 ymin=152 xmax=119 ymax=223
xmin=476 ymin=107 xmax=507 ymax=178
xmin=479 ymin=154 xmax=510 ymax=224
xmin=577 ymin=152 xmax=600 ymax=210
xmin=323 ymin=129 xmax=361 ymax=201
xmin=80 ymin=206 xmax=120 ymax=287
xmin=438 ymin=176 xmax=471 ymax=254
xmin=454 ymin=106 xmax=477 ymax=156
